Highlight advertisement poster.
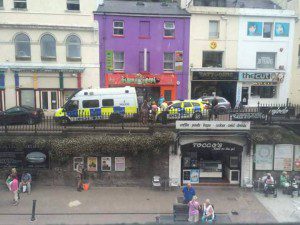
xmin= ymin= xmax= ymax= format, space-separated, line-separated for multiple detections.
xmin=255 ymin=145 xmax=274 ymax=170
xmin=87 ymin=157 xmax=98 ymax=172
xmin=73 ymin=157 xmax=84 ymax=171
xmin=175 ymin=51 xmax=183 ymax=71
xmin=274 ymin=144 xmax=293 ymax=171
xmin=294 ymin=145 xmax=300 ymax=171
xmin=275 ymin=23 xmax=290 ymax=37
xmin=182 ymin=169 xmax=191 ymax=184
xmin=101 ymin=157 xmax=111 ymax=171
xmin=190 ymin=169 xmax=200 ymax=183
xmin=247 ymin=22 xmax=262 ymax=36
xmin=115 ymin=157 xmax=125 ymax=172
xmin=105 ymin=50 xmax=114 ymax=71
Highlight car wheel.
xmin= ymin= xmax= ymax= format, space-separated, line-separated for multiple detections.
xmin=218 ymin=108 xmax=227 ymax=115
xmin=27 ymin=118 xmax=35 ymax=125
xmin=60 ymin=117 xmax=70 ymax=125
xmin=109 ymin=113 xmax=123 ymax=124
xmin=193 ymin=112 xmax=203 ymax=120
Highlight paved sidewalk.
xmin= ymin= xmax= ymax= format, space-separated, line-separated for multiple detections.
xmin=0 ymin=186 xmax=276 ymax=225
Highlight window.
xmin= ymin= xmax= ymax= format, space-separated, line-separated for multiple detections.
xmin=66 ymin=35 xmax=81 ymax=61
xmin=113 ymin=21 xmax=124 ymax=36
xmin=163 ymin=52 xmax=174 ymax=71
xmin=256 ymin=52 xmax=276 ymax=69
xmin=298 ymin=46 xmax=300 ymax=67
xmin=14 ymin=0 xmax=26 ymax=9
xmin=42 ymin=92 xmax=48 ymax=109
xmin=20 ymin=90 xmax=35 ymax=108
xmin=15 ymin=33 xmax=31 ymax=60
xmin=251 ymin=85 xmax=277 ymax=98
xmin=263 ymin=23 xmax=273 ymax=38
xmin=41 ymin=91 xmax=57 ymax=110
xmin=0 ymin=0 xmax=3 ymax=7
xmin=82 ymin=100 xmax=99 ymax=108
xmin=139 ymin=21 xmax=150 ymax=38
xmin=184 ymin=102 xmax=192 ymax=108
xmin=67 ymin=0 xmax=80 ymax=10
xmin=194 ymin=0 xmax=226 ymax=7
xmin=113 ymin=51 xmax=124 ymax=71
xmin=171 ymin=102 xmax=181 ymax=109
xmin=202 ymin=51 xmax=223 ymax=67
xmin=51 ymin=92 xmax=57 ymax=109
xmin=102 ymin=99 xmax=114 ymax=107
xmin=164 ymin=22 xmax=175 ymax=37
xmin=41 ymin=34 xmax=56 ymax=60
xmin=209 ymin=21 xmax=219 ymax=38
xmin=65 ymin=100 xmax=78 ymax=111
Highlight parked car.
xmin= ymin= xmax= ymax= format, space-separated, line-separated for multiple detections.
xmin=198 ymin=96 xmax=231 ymax=114
xmin=0 ymin=106 xmax=44 ymax=125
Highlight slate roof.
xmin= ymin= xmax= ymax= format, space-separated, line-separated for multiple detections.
xmin=95 ymin=1 xmax=190 ymax=16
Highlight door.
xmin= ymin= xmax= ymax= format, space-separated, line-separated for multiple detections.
xmin=242 ymin=87 xmax=249 ymax=105
xmin=183 ymin=101 xmax=193 ymax=119
xmin=20 ymin=90 xmax=35 ymax=108
xmin=168 ymin=102 xmax=181 ymax=120
xmin=41 ymin=91 xmax=58 ymax=110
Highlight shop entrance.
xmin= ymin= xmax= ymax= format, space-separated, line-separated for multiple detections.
xmin=136 ymin=87 xmax=160 ymax=106
xmin=181 ymin=142 xmax=243 ymax=185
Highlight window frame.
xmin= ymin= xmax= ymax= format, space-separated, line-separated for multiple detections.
xmin=139 ymin=21 xmax=150 ymax=38
xmin=14 ymin=33 xmax=31 ymax=61
xmin=40 ymin=34 xmax=57 ymax=61
xmin=164 ymin=21 xmax=175 ymax=38
xmin=14 ymin=0 xmax=27 ymax=9
xmin=113 ymin=21 xmax=124 ymax=36
xmin=66 ymin=35 xmax=81 ymax=61
xmin=102 ymin=99 xmax=114 ymax=107
xmin=67 ymin=0 xmax=80 ymax=11
xmin=250 ymin=85 xmax=277 ymax=99
xmin=82 ymin=99 xmax=100 ymax=109
xmin=263 ymin=22 xmax=273 ymax=39
xmin=113 ymin=51 xmax=125 ymax=71
xmin=202 ymin=51 xmax=223 ymax=68
xmin=209 ymin=20 xmax=220 ymax=38
xmin=163 ymin=52 xmax=175 ymax=71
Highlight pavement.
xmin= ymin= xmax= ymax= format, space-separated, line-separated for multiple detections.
xmin=0 ymin=185 xmax=276 ymax=225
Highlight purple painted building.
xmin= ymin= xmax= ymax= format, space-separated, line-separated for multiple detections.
xmin=94 ymin=1 xmax=190 ymax=101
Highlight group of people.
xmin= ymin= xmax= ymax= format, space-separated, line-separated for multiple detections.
xmin=182 ymin=182 xmax=215 ymax=223
xmin=5 ymin=168 xmax=32 ymax=206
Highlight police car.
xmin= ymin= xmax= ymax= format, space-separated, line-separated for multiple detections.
xmin=156 ymin=100 xmax=205 ymax=122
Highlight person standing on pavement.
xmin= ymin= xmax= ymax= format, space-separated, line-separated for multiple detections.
xmin=209 ymin=97 xmax=219 ymax=120
xmin=10 ymin=174 xmax=19 ymax=206
xmin=182 ymin=182 xmax=196 ymax=204
xmin=188 ymin=195 xmax=200 ymax=223
xmin=158 ymin=95 xmax=165 ymax=107
xmin=6 ymin=168 xmax=18 ymax=191
xmin=140 ymin=100 xmax=149 ymax=124
xmin=202 ymin=199 xmax=215 ymax=223
xmin=19 ymin=171 xmax=32 ymax=194
xmin=160 ymin=101 xmax=169 ymax=124
xmin=75 ymin=162 xmax=84 ymax=191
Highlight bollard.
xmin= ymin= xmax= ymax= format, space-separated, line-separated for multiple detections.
xmin=30 ymin=200 xmax=37 ymax=222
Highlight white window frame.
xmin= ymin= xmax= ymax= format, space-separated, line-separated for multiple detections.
xmin=40 ymin=34 xmax=57 ymax=61
xmin=113 ymin=21 xmax=124 ymax=36
xmin=66 ymin=35 xmax=81 ymax=61
xmin=40 ymin=90 xmax=58 ymax=110
xmin=164 ymin=22 xmax=175 ymax=37
xmin=163 ymin=52 xmax=174 ymax=71
xmin=15 ymin=33 xmax=31 ymax=60
xmin=67 ymin=0 xmax=80 ymax=11
xmin=113 ymin=51 xmax=125 ymax=71
xmin=209 ymin=20 xmax=219 ymax=38
xmin=14 ymin=0 xmax=27 ymax=9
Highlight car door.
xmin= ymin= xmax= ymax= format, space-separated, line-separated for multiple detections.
xmin=4 ymin=107 xmax=23 ymax=124
xmin=182 ymin=102 xmax=193 ymax=119
xmin=167 ymin=102 xmax=182 ymax=120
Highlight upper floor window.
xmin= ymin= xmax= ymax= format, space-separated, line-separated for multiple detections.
xmin=203 ymin=51 xmax=223 ymax=67
xmin=263 ymin=23 xmax=273 ymax=38
xmin=67 ymin=0 xmax=80 ymax=11
xmin=15 ymin=33 xmax=31 ymax=60
xmin=66 ymin=35 xmax=81 ymax=61
xmin=194 ymin=0 xmax=226 ymax=7
xmin=0 ymin=0 xmax=3 ymax=8
xmin=40 ymin=34 xmax=56 ymax=60
xmin=113 ymin=51 xmax=124 ymax=71
xmin=256 ymin=52 xmax=276 ymax=69
xmin=14 ymin=0 xmax=27 ymax=9
xmin=113 ymin=21 xmax=124 ymax=36
xmin=163 ymin=52 xmax=174 ymax=71
xmin=164 ymin=22 xmax=175 ymax=38
xmin=139 ymin=21 xmax=150 ymax=38
xmin=209 ymin=20 xmax=219 ymax=38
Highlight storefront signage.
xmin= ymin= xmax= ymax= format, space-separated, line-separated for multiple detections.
xmin=274 ymin=144 xmax=293 ymax=171
xmin=255 ymin=145 xmax=274 ymax=170
xmin=121 ymin=74 xmax=158 ymax=85
xmin=259 ymin=106 xmax=295 ymax=118
xmin=115 ymin=157 xmax=125 ymax=172
xmin=191 ymin=142 xmax=243 ymax=152
xmin=87 ymin=157 xmax=98 ymax=172
xmin=294 ymin=145 xmax=300 ymax=171
xmin=175 ymin=51 xmax=183 ymax=71
xmin=105 ymin=51 xmax=114 ymax=72
xmin=192 ymin=71 xmax=239 ymax=81
xmin=176 ymin=121 xmax=250 ymax=130
xmin=239 ymin=72 xmax=285 ymax=83
xmin=231 ymin=112 xmax=267 ymax=121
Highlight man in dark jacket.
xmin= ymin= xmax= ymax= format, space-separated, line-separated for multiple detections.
xmin=209 ymin=97 xmax=219 ymax=120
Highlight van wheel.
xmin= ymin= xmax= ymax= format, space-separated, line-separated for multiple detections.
xmin=60 ymin=117 xmax=70 ymax=125
xmin=110 ymin=113 xmax=123 ymax=124
xmin=193 ymin=112 xmax=203 ymax=120
xmin=27 ymin=118 xmax=35 ymax=125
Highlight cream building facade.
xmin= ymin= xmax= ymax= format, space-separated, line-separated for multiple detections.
xmin=0 ymin=0 xmax=99 ymax=114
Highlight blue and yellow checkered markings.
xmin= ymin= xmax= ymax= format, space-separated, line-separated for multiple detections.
xmin=90 ymin=108 xmax=101 ymax=117
xmin=194 ymin=106 xmax=201 ymax=112
xmin=67 ymin=110 xmax=78 ymax=117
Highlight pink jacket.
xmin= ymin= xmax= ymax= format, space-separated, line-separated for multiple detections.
xmin=11 ymin=178 xmax=18 ymax=192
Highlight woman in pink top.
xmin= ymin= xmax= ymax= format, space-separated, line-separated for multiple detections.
xmin=188 ymin=195 xmax=200 ymax=223
xmin=10 ymin=175 xmax=19 ymax=206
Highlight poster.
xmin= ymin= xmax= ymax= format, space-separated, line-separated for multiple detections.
xmin=182 ymin=169 xmax=191 ymax=184
xmin=87 ymin=157 xmax=98 ymax=172
xmin=190 ymin=169 xmax=200 ymax=183
xmin=73 ymin=157 xmax=84 ymax=171
xmin=274 ymin=144 xmax=293 ymax=171
xmin=105 ymin=50 xmax=114 ymax=71
xmin=274 ymin=23 xmax=290 ymax=37
xmin=101 ymin=157 xmax=111 ymax=171
xmin=255 ymin=145 xmax=274 ymax=170
xmin=247 ymin=22 xmax=263 ymax=36
xmin=294 ymin=145 xmax=300 ymax=171
xmin=115 ymin=157 xmax=125 ymax=171
xmin=175 ymin=51 xmax=183 ymax=71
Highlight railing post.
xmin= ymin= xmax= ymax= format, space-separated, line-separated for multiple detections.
xmin=30 ymin=199 xmax=37 ymax=222
xmin=34 ymin=123 xmax=37 ymax=134
xmin=4 ymin=124 xmax=7 ymax=133
xmin=122 ymin=115 xmax=124 ymax=130
xmin=286 ymin=98 xmax=289 ymax=107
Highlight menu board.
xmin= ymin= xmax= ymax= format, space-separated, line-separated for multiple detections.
xmin=255 ymin=145 xmax=274 ymax=170
xmin=294 ymin=145 xmax=300 ymax=171
xmin=274 ymin=144 xmax=293 ymax=171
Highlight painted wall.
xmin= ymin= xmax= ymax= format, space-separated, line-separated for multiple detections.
xmin=95 ymin=14 xmax=190 ymax=100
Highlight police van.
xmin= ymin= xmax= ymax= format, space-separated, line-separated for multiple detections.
xmin=54 ymin=87 xmax=138 ymax=124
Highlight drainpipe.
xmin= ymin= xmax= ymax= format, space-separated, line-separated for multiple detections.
xmin=144 ymin=48 xmax=147 ymax=72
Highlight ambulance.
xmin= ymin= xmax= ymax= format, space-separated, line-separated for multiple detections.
xmin=54 ymin=87 xmax=138 ymax=124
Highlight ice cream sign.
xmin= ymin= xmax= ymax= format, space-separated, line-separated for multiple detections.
xmin=121 ymin=74 xmax=159 ymax=85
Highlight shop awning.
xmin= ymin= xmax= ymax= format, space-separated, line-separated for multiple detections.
xmin=8 ymin=64 xmax=85 ymax=73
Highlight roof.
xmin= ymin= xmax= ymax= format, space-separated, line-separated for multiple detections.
xmin=95 ymin=1 xmax=190 ymax=17
xmin=226 ymin=0 xmax=281 ymax=9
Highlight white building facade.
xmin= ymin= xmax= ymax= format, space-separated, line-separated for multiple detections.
xmin=0 ymin=0 xmax=99 ymax=113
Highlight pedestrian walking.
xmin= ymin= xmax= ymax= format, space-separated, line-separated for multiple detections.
xmin=151 ymin=101 xmax=158 ymax=123
xmin=6 ymin=168 xmax=17 ymax=191
xmin=202 ymin=199 xmax=215 ymax=224
xmin=10 ymin=174 xmax=19 ymax=206
xmin=140 ymin=100 xmax=149 ymax=124
xmin=188 ymin=195 xmax=200 ymax=223
xmin=182 ymin=182 xmax=196 ymax=204
xmin=75 ymin=162 xmax=84 ymax=192
xmin=209 ymin=97 xmax=218 ymax=120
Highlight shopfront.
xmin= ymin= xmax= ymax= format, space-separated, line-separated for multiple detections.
xmin=191 ymin=71 xmax=238 ymax=106
xmin=105 ymin=73 xmax=177 ymax=104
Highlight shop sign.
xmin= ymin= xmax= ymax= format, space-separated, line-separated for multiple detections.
xmin=231 ymin=112 xmax=267 ymax=121
xmin=176 ymin=121 xmax=250 ymax=130
xmin=105 ymin=51 xmax=114 ymax=72
xmin=259 ymin=106 xmax=295 ymax=118
xmin=121 ymin=74 xmax=158 ymax=85
xmin=274 ymin=144 xmax=293 ymax=171
xmin=175 ymin=51 xmax=183 ymax=71
xmin=192 ymin=142 xmax=243 ymax=152
xmin=239 ymin=72 xmax=285 ymax=83
xmin=294 ymin=145 xmax=300 ymax=171
xmin=192 ymin=71 xmax=239 ymax=81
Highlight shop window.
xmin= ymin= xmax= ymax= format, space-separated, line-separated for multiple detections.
xmin=102 ymin=99 xmax=114 ymax=107
xmin=66 ymin=35 xmax=81 ymax=61
xmin=263 ymin=23 xmax=273 ymax=38
xmin=163 ymin=52 xmax=174 ymax=71
xmin=40 ymin=34 xmax=56 ymax=61
xmin=82 ymin=100 xmax=99 ymax=108
xmin=113 ymin=21 xmax=124 ymax=36
xmin=113 ymin=51 xmax=124 ymax=71
xmin=20 ymin=90 xmax=35 ymax=108
xmin=251 ymin=85 xmax=276 ymax=98
xmin=41 ymin=92 xmax=48 ymax=109
xmin=139 ymin=21 xmax=150 ymax=38
xmin=256 ymin=52 xmax=276 ymax=69
xmin=202 ymin=51 xmax=223 ymax=67
xmin=14 ymin=0 xmax=26 ymax=9
xmin=209 ymin=20 xmax=219 ymax=38
xmin=67 ymin=0 xmax=80 ymax=11
xmin=15 ymin=33 xmax=31 ymax=60
xmin=164 ymin=22 xmax=175 ymax=37
xmin=139 ymin=51 xmax=150 ymax=72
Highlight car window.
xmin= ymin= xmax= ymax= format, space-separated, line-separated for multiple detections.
xmin=184 ymin=102 xmax=192 ymax=108
xmin=171 ymin=102 xmax=182 ymax=109
xmin=82 ymin=100 xmax=99 ymax=108
xmin=192 ymin=102 xmax=200 ymax=107
xmin=65 ymin=100 xmax=79 ymax=111
xmin=218 ymin=98 xmax=226 ymax=103
xmin=102 ymin=99 xmax=114 ymax=107
xmin=6 ymin=107 xmax=21 ymax=113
